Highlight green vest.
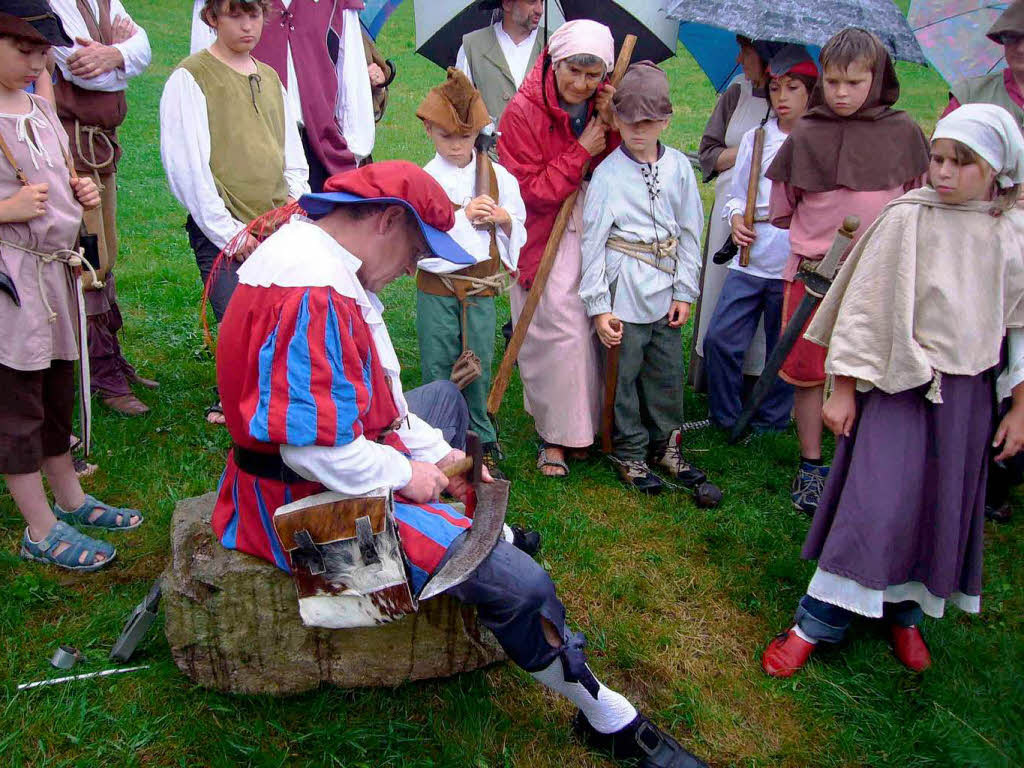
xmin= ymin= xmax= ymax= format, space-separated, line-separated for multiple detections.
xmin=179 ymin=50 xmax=290 ymax=225
xmin=951 ymin=72 xmax=1024 ymax=130
xmin=462 ymin=26 xmax=545 ymax=123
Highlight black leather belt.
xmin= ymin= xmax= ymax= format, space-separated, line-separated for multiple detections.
xmin=232 ymin=445 xmax=305 ymax=484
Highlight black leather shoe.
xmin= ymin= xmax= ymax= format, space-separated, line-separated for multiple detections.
xmin=613 ymin=458 xmax=664 ymax=495
xmin=510 ymin=524 xmax=541 ymax=557
xmin=573 ymin=711 xmax=708 ymax=768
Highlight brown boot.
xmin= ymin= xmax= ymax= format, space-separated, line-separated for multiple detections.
xmin=129 ymin=372 xmax=160 ymax=390
xmin=101 ymin=393 xmax=150 ymax=416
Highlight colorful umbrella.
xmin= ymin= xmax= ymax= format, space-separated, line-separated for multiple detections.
xmin=557 ymin=0 xmax=679 ymax=64
xmin=663 ymin=0 xmax=927 ymax=68
xmin=361 ymin=0 xmax=404 ymax=40
xmin=909 ymin=1 xmax=1008 ymax=85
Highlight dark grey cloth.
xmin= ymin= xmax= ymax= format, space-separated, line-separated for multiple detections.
xmin=187 ymin=216 xmax=240 ymax=324
xmin=796 ymin=594 xmax=923 ymax=644
xmin=613 ymin=317 xmax=684 ymax=460
xmin=803 ymin=374 xmax=991 ymax=601
xmin=405 ymin=379 xmax=470 ymax=452
xmin=705 ymin=270 xmax=791 ymax=430
xmin=446 ymin=539 xmax=566 ymax=672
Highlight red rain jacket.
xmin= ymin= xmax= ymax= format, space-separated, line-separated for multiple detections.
xmin=497 ymin=53 xmax=619 ymax=289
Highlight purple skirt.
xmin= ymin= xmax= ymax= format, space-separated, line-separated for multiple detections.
xmin=802 ymin=374 xmax=991 ymax=601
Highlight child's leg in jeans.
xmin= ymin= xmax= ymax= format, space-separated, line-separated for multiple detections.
xmin=704 ymin=271 xmax=764 ymax=429
xmin=794 ymin=385 xmax=825 ymax=460
xmin=639 ymin=316 xmax=685 ymax=448
xmin=612 ymin=321 xmax=653 ymax=461
xmin=794 ymin=594 xmax=853 ymax=644
xmin=884 ymin=600 xmax=924 ymax=628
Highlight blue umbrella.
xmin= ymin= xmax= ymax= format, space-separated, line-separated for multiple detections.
xmin=665 ymin=0 xmax=926 ymax=90
xmin=678 ymin=21 xmax=822 ymax=92
xmin=361 ymin=0 xmax=404 ymax=40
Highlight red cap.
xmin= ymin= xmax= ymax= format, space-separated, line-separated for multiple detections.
xmin=321 ymin=161 xmax=455 ymax=232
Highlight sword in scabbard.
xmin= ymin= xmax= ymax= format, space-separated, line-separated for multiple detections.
xmin=729 ymin=215 xmax=860 ymax=443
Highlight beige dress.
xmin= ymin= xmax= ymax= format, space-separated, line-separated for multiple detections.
xmin=0 ymin=95 xmax=82 ymax=372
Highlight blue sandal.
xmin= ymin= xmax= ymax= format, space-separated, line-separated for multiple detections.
xmin=20 ymin=521 xmax=116 ymax=572
xmin=53 ymin=494 xmax=144 ymax=531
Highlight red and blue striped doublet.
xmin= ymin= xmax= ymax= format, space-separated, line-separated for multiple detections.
xmin=213 ymin=281 xmax=471 ymax=588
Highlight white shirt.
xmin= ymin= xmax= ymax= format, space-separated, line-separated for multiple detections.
xmin=158 ymin=63 xmax=310 ymax=249
xmin=50 ymin=0 xmax=151 ymax=92
xmin=418 ymin=152 xmax=526 ymax=275
xmin=721 ymin=119 xmax=790 ymax=280
xmin=236 ymin=219 xmax=451 ymax=494
xmin=456 ymin=22 xmax=539 ymax=89
xmin=579 ymin=146 xmax=704 ymax=325
xmin=190 ymin=0 xmax=375 ymax=159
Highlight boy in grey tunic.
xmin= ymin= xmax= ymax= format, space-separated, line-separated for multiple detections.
xmin=579 ymin=62 xmax=712 ymax=495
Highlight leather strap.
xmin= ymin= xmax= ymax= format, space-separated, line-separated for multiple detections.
xmin=232 ymin=445 xmax=305 ymax=484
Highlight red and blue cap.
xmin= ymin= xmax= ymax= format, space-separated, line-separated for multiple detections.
xmin=299 ymin=161 xmax=475 ymax=266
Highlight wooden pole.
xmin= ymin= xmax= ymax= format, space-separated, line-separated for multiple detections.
xmin=738 ymin=125 xmax=766 ymax=268
xmin=600 ymin=319 xmax=622 ymax=454
xmin=487 ymin=34 xmax=637 ymax=419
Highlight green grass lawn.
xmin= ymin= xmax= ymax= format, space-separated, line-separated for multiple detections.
xmin=1 ymin=2 xmax=1021 ymax=766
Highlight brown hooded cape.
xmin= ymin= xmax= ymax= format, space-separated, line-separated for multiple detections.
xmin=766 ymin=47 xmax=930 ymax=193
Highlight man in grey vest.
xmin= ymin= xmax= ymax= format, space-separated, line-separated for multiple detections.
xmin=456 ymin=0 xmax=546 ymax=124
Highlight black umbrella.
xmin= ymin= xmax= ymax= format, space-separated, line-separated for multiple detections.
xmin=557 ymin=0 xmax=679 ymax=64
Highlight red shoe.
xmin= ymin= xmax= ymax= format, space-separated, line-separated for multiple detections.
xmin=761 ymin=630 xmax=815 ymax=678
xmin=890 ymin=625 xmax=931 ymax=672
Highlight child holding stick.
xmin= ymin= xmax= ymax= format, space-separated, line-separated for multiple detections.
xmin=762 ymin=103 xmax=1024 ymax=677
xmin=0 ymin=4 xmax=141 ymax=572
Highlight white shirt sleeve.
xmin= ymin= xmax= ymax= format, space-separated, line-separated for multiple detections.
xmin=455 ymin=44 xmax=473 ymax=84
xmin=336 ymin=8 xmax=375 ymax=160
xmin=723 ymin=129 xmax=754 ymax=223
xmin=998 ymin=326 xmax=1024 ymax=401
xmin=672 ymin=161 xmax=704 ymax=303
xmin=50 ymin=0 xmax=150 ymax=91
xmin=281 ymin=84 xmax=311 ymax=200
xmin=396 ymin=413 xmax=452 ymax=464
xmin=159 ymin=68 xmax=246 ymax=249
xmin=494 ymin=165 xmax=526 ymax=272
xmin=416 ymin=209 xmax=484 ymax=275
xmin=280 ymin=438 xmax=413 ymax=495
xmin=190 ymin=0 xmax=215 ymax=54
xmin=578 ymin=170 xmax=615 ymax=317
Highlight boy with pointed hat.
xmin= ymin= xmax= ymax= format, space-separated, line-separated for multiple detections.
xmin=415 ymin=67 xmax=527 ymax=469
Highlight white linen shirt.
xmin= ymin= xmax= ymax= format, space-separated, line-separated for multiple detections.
xmin=456 ymin=22 xmax=539 ymax=89
xmin=418 ymin=151 xmax=526 ymax=275
xmin=190 ymin=0 xmax=375 ymax=159
xmin=721 ymin=118 xmax=791 ymax=280
xmin=579 ymin=145 xmax=704 ymax=325
xmin=158 ymin=64 xmax=310 ymax=249
xmin=236 ymin=218 xmax=452 ymax=495
xmin=50 ymin=0 xmax=151 ymax=91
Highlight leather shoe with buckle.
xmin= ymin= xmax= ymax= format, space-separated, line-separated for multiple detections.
xmin=573 ymin=711 xmax=708 ymax=768
xmin=761 ymin=630 xmax=815 ymax=678
xmin=890 ymin=625 xmax=931 ymax=672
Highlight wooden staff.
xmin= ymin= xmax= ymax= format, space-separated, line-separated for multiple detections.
xmin=487 ymin=34 xmax=637 ymax=419
xmin=739 ymin=125 xmax=766 ymax=268
xmin=600 ymin=319 xmax=622 ymax=453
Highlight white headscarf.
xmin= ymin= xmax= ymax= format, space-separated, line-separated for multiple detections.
xmin=547 ymin=19 xmax=615 ymax=72
xmin=932 ymin=103 xmax=1024 ymax=189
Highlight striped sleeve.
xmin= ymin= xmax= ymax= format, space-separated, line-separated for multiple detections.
xmin=245 ymin=287 xmax=374 ymax=447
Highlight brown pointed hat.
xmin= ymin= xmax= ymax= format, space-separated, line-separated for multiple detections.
xmin=416 ymin=67 xmax=491 ymax=134
xmin=988 ymin=1 xmax=1024 ymax=43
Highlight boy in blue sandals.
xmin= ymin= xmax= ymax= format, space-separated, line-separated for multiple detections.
xmin=0 ymin=3 xmax=142 ymax=572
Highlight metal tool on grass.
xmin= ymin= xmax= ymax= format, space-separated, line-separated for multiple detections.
xmin=730 ymin=216 xmax=860 ymax=442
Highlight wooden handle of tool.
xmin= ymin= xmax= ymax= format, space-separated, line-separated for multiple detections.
xmin=738 ymin=126 xmax=766 ymax=268
xmin=475 ymin=149 xmax=490 ymax=199
xmin=600 ymin=319 xmax=622 ymax=453
xmin=487 ymin=34 xmax=638 ymax=418
xmin=442 ymin=456 xmax=474 ymax=478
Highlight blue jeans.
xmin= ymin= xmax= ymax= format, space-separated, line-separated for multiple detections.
xmin=405 ymin=380 xmax=470 ymax=451
xmin=795 ymin=594 xmax=924 ymax=644
xmin=704 ymin=270 xmax=792 ymax=431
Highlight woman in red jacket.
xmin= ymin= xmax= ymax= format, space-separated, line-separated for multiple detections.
xmin=497 ymin=19 xmax=619 ymax=477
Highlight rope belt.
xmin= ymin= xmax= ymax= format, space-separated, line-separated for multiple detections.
xmin=0 ymin=239 xmax=102 ymax=323
xmin=73 ymin=121 xmax=115 ymax=179
xmin=606 ymin=236 xmax=679 ymax=275
xmin=435 ymin=271 xmax=510 ymax=298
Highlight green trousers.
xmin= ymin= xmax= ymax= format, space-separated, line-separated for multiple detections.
xmin=613 ymin=317 xmax=685 ymax=461
xmin=416 ymin=291 xmax=497 ymax=444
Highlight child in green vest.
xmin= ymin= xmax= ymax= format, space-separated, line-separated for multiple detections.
xmin=415 ymin=69 xmax=527 ymax=468
xmin=159 ymin=0 xmax=309 ymax=423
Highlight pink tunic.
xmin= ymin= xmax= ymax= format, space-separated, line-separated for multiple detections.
xmin=0 ymin=95 xmax=83 ymax=371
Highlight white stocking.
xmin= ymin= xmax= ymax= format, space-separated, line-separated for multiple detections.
xmin=531 ymin=657 xmax=638 ymax=734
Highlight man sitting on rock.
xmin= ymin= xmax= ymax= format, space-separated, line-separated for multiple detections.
xmin=211 ymin=161 xmax=706 ymax=768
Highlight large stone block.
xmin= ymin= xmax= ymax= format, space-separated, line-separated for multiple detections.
xmin=162 ymin=493 xmax=506 ymax=695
